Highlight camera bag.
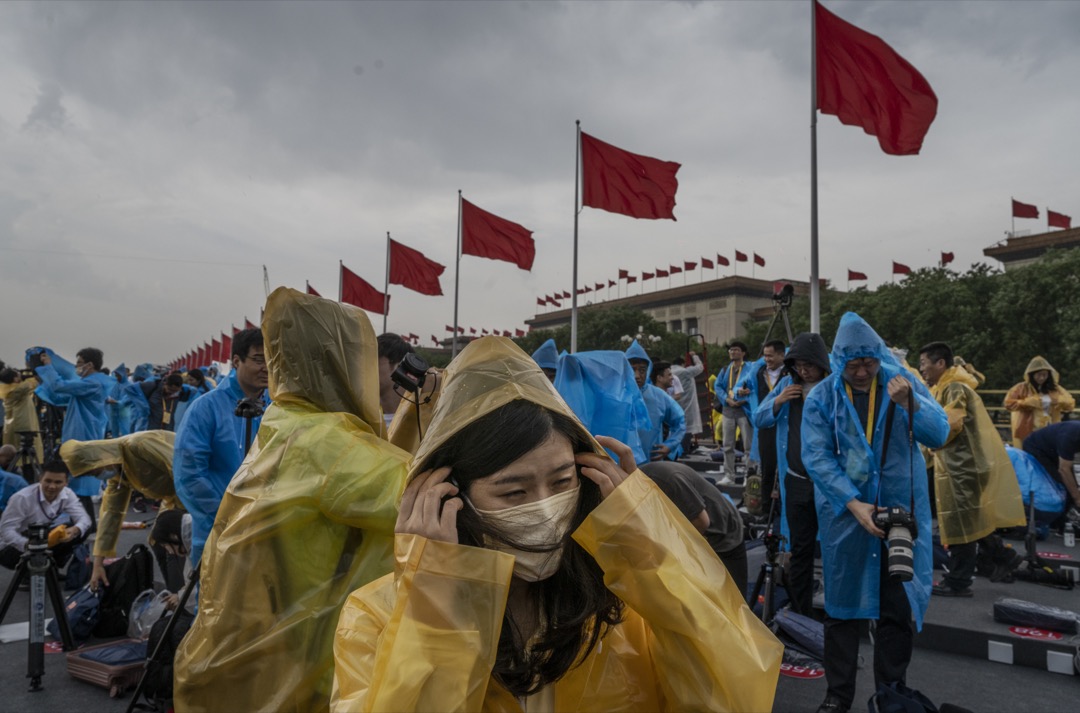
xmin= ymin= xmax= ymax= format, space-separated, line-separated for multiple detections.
xmin=47 ymin=584 xmax=101 ymax=643
xmin=94 ymin=544 xmax=154 ymax=638
xmin=992 ymin=597 xmax=1079 ymax=634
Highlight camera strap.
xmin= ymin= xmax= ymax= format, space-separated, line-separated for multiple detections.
xmin=872 ymin=385 xmax=917 ymax=514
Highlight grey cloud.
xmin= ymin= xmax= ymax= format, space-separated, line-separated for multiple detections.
xmin=22 ymin=82 xmax=69 ymax=131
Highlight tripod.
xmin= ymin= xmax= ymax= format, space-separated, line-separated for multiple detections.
xmin=747 ymin=497 xmax=786 ymax=626
xmin=0 ymin=526 xmax=77 ymax=690
xmin=125 ymin=395 xmax=264 ymax=713
xmin=14 ymin=431 xmax=41 ymax=484
xmin=1014 ymin=490 xmax=1074 ymax=590
xmin=758 ymin=285 xmax=795 ymax=358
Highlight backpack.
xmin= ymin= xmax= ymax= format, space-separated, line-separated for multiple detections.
xmin=94 ymin=544 xmax=155 ymax=638
xmin=139 ymin=608 xmax=194 ymax=709
xmin=47 ymin=584 xmax=101 ymax=642
xmin=65 ymin=542 xmax=93 ymax=590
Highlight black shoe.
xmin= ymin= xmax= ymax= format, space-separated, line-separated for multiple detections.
xmin=990 ymin=549 xmax=1021 ymax=583
xmin=817 ymin=694 xmax=850 ymax=713
xmin=932 ymin=583 xmax=973 ymax=597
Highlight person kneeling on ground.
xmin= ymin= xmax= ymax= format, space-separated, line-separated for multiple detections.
xmin=0 ymin=460 xmax=90 ymax=570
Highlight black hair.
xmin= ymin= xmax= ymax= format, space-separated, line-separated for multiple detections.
xmin=418 ymin=399 xmax=622 ymax=698
xmin=0 ymin=368 xmax=17 ymax=384
xmin=232 ymin=328 xmax=263 ymax=360
xmin=1027 ymin=367 xmax=1057 ymax=394
xmin=101 ymin=367 xmax=110 ymax=375
xmin=186 ymin=368 xmax=206 ymax=385
xmin=77 ymin=347 xmax=104 ymax=371
xmin=165 ymin=373 xmax=184 ymax=388
xmin=377 ymin=333 xmax=414 ymax=365
xmin=650 ymin=360 xmax=671 ymax=384
xmin=764 ymin=340 xmax=786 ymax=354
xmin=42 ymin=460 xmax=70 ymax=478
xmin=919 ymin=342 xmax=953 ymax=370
xmin=671 ymin=355 xmax=686 ymax=367
xmin=728 ymin=341 xmax=748 ymax=354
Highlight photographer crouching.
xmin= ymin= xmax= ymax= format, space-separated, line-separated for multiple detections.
xmin=802 ymin=314 xmax=949 ymax=713
xmin=0 ymin=460 xmax=91 ymax=571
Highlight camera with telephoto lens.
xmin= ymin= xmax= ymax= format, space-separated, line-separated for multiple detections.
xmin=873 ymin=506 xmax=917 ymax=581
xmin=391 ymin=353 xmax=429 ymax=394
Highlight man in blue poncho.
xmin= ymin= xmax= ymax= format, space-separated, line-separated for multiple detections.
xmin=626 ymin=340 xmax=685 ymax=466
xmin=530 ymin=338 xmax=560 ymax=383
xmin=36 ymin=348 xmax=113 ymax=518
xmin=174 ymin=328 xmax=268 ymax=568
xmin=802 ymin=314 xmax=948 ymax=713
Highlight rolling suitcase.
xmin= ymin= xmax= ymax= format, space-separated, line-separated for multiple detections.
xmin=66 ymin=639 xmax=147 ymax=698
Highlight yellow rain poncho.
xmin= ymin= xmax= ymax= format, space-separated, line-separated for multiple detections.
xmin=1004 ymin=356 xmax=1075 ymax=446
xmin=174 ymin=287 xmax=411 ymax=713
xmin=60 ymin=431 xmax=180 ymax=558
xmin=0 ymin=377 xmax=42 ymax=460
xmin=332 ymin=336 xmax=782 ymax=713
xmin=930 ymin=366 xmax=1025 ymax=545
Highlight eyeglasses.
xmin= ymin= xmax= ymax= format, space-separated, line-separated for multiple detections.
xmin=844 ymin=358 xmax=878 ymax=374
xmin=244 ymin=355 xmax=267 ymax=367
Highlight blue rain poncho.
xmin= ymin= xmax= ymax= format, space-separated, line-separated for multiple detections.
xmin=173 ymin=370 xmax=267 ymax=567
xmin=122 ymin=364 xmax=155 ymax=433
xmin=35 ymin=361 xmax=114 ymax=497
xmin=735 ymin=357 xmax=768 ymax=463
xmin=108 ymin=364 xmax=133 ymax=438
xmin=801 ymin=313 xmax=948 ymax=628
xmin=28 ymin=348 xmax=76 ymax=407
xmin=625 ymin=340 xmax=685 ymax=465
xmin=1005 ymin=445 xmax=1067 ymax=514
xmin=554 ymin=350 xmax=652 ymax=465
xmin=530 ymin=338 xmax=560 ymax=371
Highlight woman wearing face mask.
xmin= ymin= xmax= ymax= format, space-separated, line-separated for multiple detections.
xmin=332 ymin=337 xmax=781 ymax=713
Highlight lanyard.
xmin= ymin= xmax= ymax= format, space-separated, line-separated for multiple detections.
xmin=845 ymin=376 xmax=878 ymax=444
xmin=728 ymin=363 xmax=743 ymax=394
xmin=36 ymin=489 xmax=61 ymax=524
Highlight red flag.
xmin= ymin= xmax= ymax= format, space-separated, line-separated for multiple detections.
xmin=1049 ymin=210 xmax=1072 ymax=229
xmin=580 ymin=132 xmax=680 ymax=220
xmin=1012 ymin=199 xmax=1039 ymax=219
xmin=469 ymin=328 xmax=477 ymax=335
xmin=432 ymin=335 xmax=439 ymax=345
xmin=502 ymin=330 xmax=511 ymax=337
xmin=607 ymin=279 xmax=616 ymax=288
xmin=221 ymin=333 xmax=232 ymax=361
xmin=211 ymin=338 xmax=221 ymax=362
xmin=232 ymin=325 xmax=240 ymax=336
xmin=537 ymin=297 xmax=545 ymax=306
xmin=481 ymin=329 xmax=489 ymax=335
xmin=848 ymin=269 xmax=868 ymax=281
xmin=618 ymin=269 xmax=629 ymax=279
xmin=940 ymin=251 xmax=954 ymax=265
xmin=892 ymin=261 xmax=911 ymax=275
xmin=735 ymin=251 xmax=748 ymax=263
xmin=244 ymin=318 xmax=257 ymax=330
xmin=717 ymin=254 xmax=731 ymax=267
xmin=457 ymin=327 xmax=464 ymax=334
xmin=306 ymin=281 xmax=321 ymax=297
xmin=203 ymin=342 xmax=212 ymax=363
xmin=753 ymin=253 xmax=765 ymax=267
xmin=669 ymin=265 xmax=682 ymax=274
xmin=340 ymin=263 xmax=389 ymax=314
xmin=561 ymin=290 xmax=571 ymax=299
xmin=642 ymin=271 xmax=655 ymax=281
xmin=701 ymin=257 xmax=714 ymax=269
xmin=461 ymin=198 xmax=535 ymax=270
xmin=626 ymin=275 xmax=638 ymax=284
xmin=584 ymin=286 xmax=593 ymax=293
xmin=389 ymin=239 xmax=445 ymax=296
xmin=684 ymin=261 xmax=697 ymax=271
xmin=445 ymin=325 xmax=454 ymax=332
xmin=656 ymin=268 xmax=669 ymax=278
xmin=196 ymin=346 xmax=203 ymax=365
xmin=815 ymin=1 xmax=938 ymax=156
xmin=515 ymin=328 xmax=526 ymax=337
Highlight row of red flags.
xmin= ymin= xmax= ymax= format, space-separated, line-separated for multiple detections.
xmin=847 ymin=252 xmax=956 ymax=282
xmin=1011 ymin=199 xmax=1072 ymax=229
xmin=169 ymin=319 xmax=259 ymax=370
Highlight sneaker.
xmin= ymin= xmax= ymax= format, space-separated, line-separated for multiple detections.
xmin=716 ymin=474 xmax=745 ymax=487
xmin=932 ymin=583 xmax=973 ymax=598
xmin=990 ymin=549 xmax=1022 ymax=583
xmin=1067 ymin=507 xmax=1080 ymax=527
xmin=817 ymin=694 xmax=850 ymax=713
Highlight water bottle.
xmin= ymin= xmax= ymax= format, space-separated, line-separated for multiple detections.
xmin=1065 ymin=522 xmax=1076 ymax=548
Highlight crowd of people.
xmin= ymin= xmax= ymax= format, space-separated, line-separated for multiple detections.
xmin=0 ymin=291 xmax=1076 ymax=713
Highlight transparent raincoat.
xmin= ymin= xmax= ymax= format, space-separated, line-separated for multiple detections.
xmin=173 ymin=287 xmax=411 ymax=713
xmin=1004 ymin=356 xmax=1076 ymax=446
xmin=928 ymin=366 xmax=1025 ymax=546
xmin=332 ymin=336 xmax=782 ymax=713
xmin=801 ymin=313 xmax=949 ymax=626
xmin=0 ymin=376 xmax=42 ymax=459
xmin=60 ymin=431 xmax=180 ymax=558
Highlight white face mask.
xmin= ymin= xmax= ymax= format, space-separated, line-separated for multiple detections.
xmin=474 ymin=487 xmax=580 ymax=582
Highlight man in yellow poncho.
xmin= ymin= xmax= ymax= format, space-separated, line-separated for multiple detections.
xmin=918 ymin=342 xmax=1025 ymax=597
xmin=60 ymin=431 xmax=183 ymax=591
xmin=332 ymin=336 xmax=782 ymax=712
xmin=173 ymin=287 xmax=411 ymax=713
xmin=1004 ymin=355 xmax=1075 ymax=446
xmin=0 ymin=368 xmax=43 ymax=464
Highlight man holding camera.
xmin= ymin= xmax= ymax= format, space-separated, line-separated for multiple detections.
xmin=0 ymin=460 xmax=91 ymax=570
xmin=802 ymin=313 xmax=948 ymax=713
xmin=918 ymin=342 xmax=1025 ymax=596
xmin=173 ymin=328 xmax=267 ymax=569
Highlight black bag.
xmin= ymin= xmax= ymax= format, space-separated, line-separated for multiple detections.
xmin=868 ymin=682 xmax=938 ymax=713
xmin=65 ymin=542 xmax=92 ymax=590
xmin=94 ymin=544 xmax=155 ymax=638
xmin=47 ymin=584 xmax=101 ymax=642
xmin=139 ymin=608 xmax=194 ymax=707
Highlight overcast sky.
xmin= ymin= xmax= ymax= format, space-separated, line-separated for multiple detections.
xmin=2 ymin=0 xmax=1077 ymax=368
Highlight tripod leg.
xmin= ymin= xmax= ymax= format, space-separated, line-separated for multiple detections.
xmin=44 ymin=566 xmax=75 ymax=650
xmin=748 ymin=565 xmax=766 ymax=608
xmin=0 ymin=559 xmax=29 ymax=625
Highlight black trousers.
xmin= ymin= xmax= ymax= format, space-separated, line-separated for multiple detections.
xmin=942 ymin=540 xmax=978 ymax=591
xmin=823 ymin=542 xmax=913 ymax=707
xmin=784 ymin=473 xmax=819 ymax=617
xmin=758 ymin=426 xmax=778 ymax=498
xmin=719 ymin=544 xmax=749 ymax=599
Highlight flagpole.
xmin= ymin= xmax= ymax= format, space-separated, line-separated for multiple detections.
xmin=338 ymin=259 xmax=343 ymax=302
xmin=383 ymin=231 xmax=390 ymax=333
xmin=453 ymin=190 xmax=463 ymax=359
xmin=1010 ymin=197 xmax=1015 ymax=237
xmin=571 ymin=120 xmax=581 ymax=354
xmin=809 ymin=0 xmax=821 ymax=333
